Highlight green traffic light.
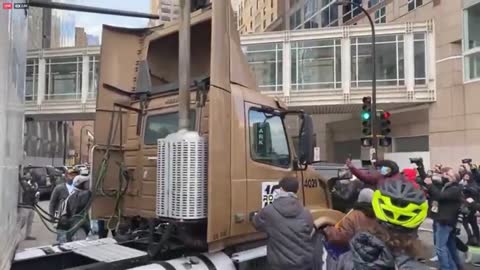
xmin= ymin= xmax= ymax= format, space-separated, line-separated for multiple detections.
xmin=361 ymin=111 xmax=371 ymax=120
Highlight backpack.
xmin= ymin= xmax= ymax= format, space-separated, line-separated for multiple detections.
xmin=56 ymin=191 xmax=75 ymax=230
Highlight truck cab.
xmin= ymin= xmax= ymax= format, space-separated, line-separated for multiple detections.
xmin=91 ymin=1 xmax=342 ymax=254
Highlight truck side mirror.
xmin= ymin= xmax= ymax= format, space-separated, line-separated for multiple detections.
xmin=298 ymin=113 xmax=314 ymax=165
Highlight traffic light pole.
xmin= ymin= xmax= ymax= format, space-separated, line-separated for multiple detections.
xmin=337 ymin=1 xmax=377 ymax=159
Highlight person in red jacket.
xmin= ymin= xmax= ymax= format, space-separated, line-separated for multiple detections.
xmin=402 ymin=168 xmax=420 ymax=189
xmin=346 ymin=159 xmax=401 ymax=187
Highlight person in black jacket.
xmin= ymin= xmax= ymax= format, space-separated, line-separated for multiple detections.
xmin=470 ymin=163 xmax=480 ymax=185
xmin=424 ymin=167 xmax=464 ymax=270
xmin=49 ymin=168 xmax=78 ymax=217
xmin=18 ymin=173 xmax=39 ymax=241
xmin=461 ymin=172 xmax=480 ymax=246
xmin=57 ymin=175 xmax=92 ymax=243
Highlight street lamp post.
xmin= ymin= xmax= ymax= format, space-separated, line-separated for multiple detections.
xmin=336 ymin=0 xmax=378 ymax=160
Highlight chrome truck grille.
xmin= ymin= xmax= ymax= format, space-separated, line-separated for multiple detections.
xmin=156 ymin=130 xmax=208 ymax=219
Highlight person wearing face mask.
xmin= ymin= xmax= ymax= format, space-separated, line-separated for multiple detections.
xmin=346 ymin=159 xmax=400 ymax=188
xmin=49 ymin=168 xmax=78 ymax=218
xmin=251 ymin=176 xmax=315 ymax=270
xmin=424 ymin=167 xmax=464 ymax=270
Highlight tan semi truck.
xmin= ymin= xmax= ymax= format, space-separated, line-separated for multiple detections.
xmin=91 ymin=1 xmax=342 ymax=256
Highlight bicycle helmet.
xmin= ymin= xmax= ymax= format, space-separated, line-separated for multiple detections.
xmin=372 ymin=179 xmax=427 ymax=230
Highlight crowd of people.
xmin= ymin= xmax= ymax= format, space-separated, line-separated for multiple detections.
xmin=253 ymin=158 xmax=480 ymax=270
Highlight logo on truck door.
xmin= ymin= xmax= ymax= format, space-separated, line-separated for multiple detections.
xmin=262 ymin=182 xmax=280 ymax=208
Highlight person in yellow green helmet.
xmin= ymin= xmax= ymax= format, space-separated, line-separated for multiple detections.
xmin=334 ymin=179 xmax=429 ymax=270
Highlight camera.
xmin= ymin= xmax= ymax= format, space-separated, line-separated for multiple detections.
xmin=462 ymin=158 xmax=473 ymax=164
xmin=409 ymin=157 xmax=423 ymax=164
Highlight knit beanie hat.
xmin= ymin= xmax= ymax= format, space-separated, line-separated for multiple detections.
xmin=357 ymin=188 xmax=374 ymax=203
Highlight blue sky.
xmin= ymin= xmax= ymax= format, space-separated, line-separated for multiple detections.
xmin=62 ymin=0 xmax=151 ymax=39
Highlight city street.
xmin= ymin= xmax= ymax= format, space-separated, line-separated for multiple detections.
xmin=17 ymin=200 xmax=56 ymax=251
xmin=15 ymin=199 xmax=480 ymax=269
xmin=2 ymin=0 xmax=479 ymax=268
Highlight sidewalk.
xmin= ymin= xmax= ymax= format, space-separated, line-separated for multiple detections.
xmin=17 ymin=200 xmax=57 ymax=251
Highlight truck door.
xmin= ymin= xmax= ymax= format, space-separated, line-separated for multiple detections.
xmin=245 ymin=103 xmax=298 ymax=218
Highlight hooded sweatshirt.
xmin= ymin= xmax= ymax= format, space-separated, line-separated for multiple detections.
xmin=348 ymin=160 xmax=400 ymax=187
xmin=253 ymin=191 xmax=314 ymax=270
xmin=324 ymin=202 xmax=379 ymax=248
xmin=402 ymin=168 xmax=420 ymax=189
xmin=335 ymin=232 xmax=429 ymax=270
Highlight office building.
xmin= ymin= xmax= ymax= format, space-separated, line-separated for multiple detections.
xmin=149 ymin=0 xmax=180 ymax=26
xmin=239 ymin=0 xmax=480 ymax=165
xmin=237 ymin=0 xmax=284 ymax=34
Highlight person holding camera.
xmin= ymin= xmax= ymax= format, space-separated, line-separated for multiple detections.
xmin=460 ymin=172 xmax=480 ymax=246
xmin=424 ymin=167 xmax=464 ymax=270
xmin=409 ymin=158 xmax=427 ymax=182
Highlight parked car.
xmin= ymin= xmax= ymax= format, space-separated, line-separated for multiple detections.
xmin=46 ymin=166 xmax=65 ymax=186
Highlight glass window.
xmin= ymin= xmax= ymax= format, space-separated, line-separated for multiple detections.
xmin=394 ymin=136 xmax=429 ymax=152
xmin=351 ymin=35 xmax=405 ymax=87
xmin=333 ymin=140 xmax=361 ymax=163
xmin=468 ymin=53 xmax=480 ymax=79
xmin=304 ymin=0 xmax=318 ymax=20
xmin=343 ymin=0 xmax=362 ymax=23
xmin=368 ymin=0 xmax=384 ymax=8
xmin=249 ymin=109 xmax=290 ymax=168
xmin=25 ymin=59 xmax=38 ymax=101
xmin=291 ymin=39 xmax=342 ymax=90
xmin=414 ymin=35 xmax=426 ymax=85
xmin=290 ymin=9 xmax=302 ymax=30
xmin=321 ymin=3 xmax=339 ymax=27
xmin=244 ymin=43 xmax=283 ymax=91
xmin=89 ymin=55 xmax=99 ymax=99
xmin=466 ymin=3 xmax=480 ymax=50
xmin=464 ymin=3 xmax=480 ymax=81
xmin=375 ymin=7 xmax=386 ymax=24
xmin=144 ymin=111 xmax=196 ymax=145
xmin=408 ymin=0 xmax=423 ymax=11
xmin=46 ymin=56 xmax=81 ymax=100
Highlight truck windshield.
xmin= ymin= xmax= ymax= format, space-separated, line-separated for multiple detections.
xmin=144 ymin=111 xmax=196 ymax=145
xmin=249 ymin=109 xmax=290 ymax=168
